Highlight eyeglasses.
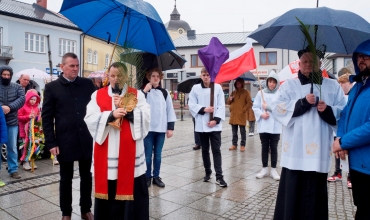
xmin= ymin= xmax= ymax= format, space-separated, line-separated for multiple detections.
xmin=356 ymin=54 xmax=370 ymax=60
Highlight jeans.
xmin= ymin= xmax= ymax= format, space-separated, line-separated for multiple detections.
xmin=59 ymin=159 xmax=92 ymax=216
xmin=144 ymin=132 xmax=165 ymax=178
xmin=259 ymin=133 xmax=280 ymax=168
xmin=231 ymin=124 xmax=246 ymax=146
xmin=4 ymin=126 xmax=18 ymax=174
xmin=249 ymin=121 xmax=255 ymax=133
xmin=198 ymin=131 xmax=223 ymax=179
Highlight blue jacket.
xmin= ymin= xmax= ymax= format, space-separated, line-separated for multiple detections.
xmin=0 ymin=109 xmax=7 ymax=144
xmin=337 ymin=39 xmax=370 ymax=175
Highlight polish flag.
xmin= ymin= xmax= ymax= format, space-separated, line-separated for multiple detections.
xmin=215 ymin=38 xmax=256 ymax=83
xmin=279 ymin=60 xmax=329 ymax=84
xmin=279 ymin=60 xmax=300 ymax=84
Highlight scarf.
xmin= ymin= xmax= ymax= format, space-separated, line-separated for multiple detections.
xmin=94 ymin=86 xmax=136 ymax=200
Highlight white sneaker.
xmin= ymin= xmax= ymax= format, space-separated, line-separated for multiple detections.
xmin=249 ymin=132 xmax=254 ymax=136
xmin=256 ymin=167 xmax=268 ymax=179
xmin=270 ymin=168 xmax=280 ymax=180
xmin=23 ymin=162 xmax=31 ymax=171
xmin=53 ymin=157 xmax=59 ymax=165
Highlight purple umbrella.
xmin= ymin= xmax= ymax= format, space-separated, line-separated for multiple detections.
xmin=197 ymin=37 xmax=229 ymax=119
xmin=198 ymin=37 xmax=229 ymax=82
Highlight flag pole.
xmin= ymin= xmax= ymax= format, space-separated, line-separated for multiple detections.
xmin=256 ymin=69 xmax=265 ymax=102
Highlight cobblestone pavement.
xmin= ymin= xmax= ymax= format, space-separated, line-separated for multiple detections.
xmin=0 ymin=117 xmax=356 ymax=219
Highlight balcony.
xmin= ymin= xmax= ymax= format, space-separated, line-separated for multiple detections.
xmin=0 ymin=46 xmax=13 ymax=64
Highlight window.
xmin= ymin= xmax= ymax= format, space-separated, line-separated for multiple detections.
xmin=181 ymin=55 xmax=185 ymax=68
xmin=190 ymin=54 xmax=204 ymax=67
xmin=93 ymin=51 xmax=98 ymax=64
xmin=87 ymin=49 xmax=92 ymax=63
xmin=59 ymin=39 xmax=76 ymax=56
xmin=332 ymin=59 xmax=337 ymax=74
xmin=0 ymin=27 xmax=2 ymax=47
xmin=344 ymin=58 xmax=352 ymax=67
xmin=25 ymin=33 xmax=46 ymax=53
xmin=105 ymin=54 xmax=109 ymax=67
xmin=260 ymin=52 xmax=277 ymax=65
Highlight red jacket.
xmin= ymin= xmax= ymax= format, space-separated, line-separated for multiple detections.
xmin=18 ymin=91 xmax=40 ymax=138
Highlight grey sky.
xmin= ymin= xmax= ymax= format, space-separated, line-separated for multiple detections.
xmin=21 ymin=0 xmax=370 ymax=34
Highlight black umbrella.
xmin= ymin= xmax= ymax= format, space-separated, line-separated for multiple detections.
xmin=121 ymin=50 xmax=186 ymax=71
xmin=237 ymin=71 xmax=257 ymax=81
xmin=177 ymin=76 xmax=202 ymax=93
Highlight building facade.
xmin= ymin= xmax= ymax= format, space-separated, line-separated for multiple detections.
xmin=0 ymin=0 xmax=81 ymax=90
xmin=82 ymin=35 xmax=114 ymax=78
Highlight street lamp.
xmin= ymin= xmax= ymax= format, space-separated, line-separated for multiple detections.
xmin=179 ymin=92 xmax=185 ymax=121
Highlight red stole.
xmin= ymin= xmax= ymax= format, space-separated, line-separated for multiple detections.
xmin=94 ymin=86 xmax=137 ymax=200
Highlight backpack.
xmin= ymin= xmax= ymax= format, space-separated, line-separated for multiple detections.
xmin=160 ymin=88 xmax=168 ymax=100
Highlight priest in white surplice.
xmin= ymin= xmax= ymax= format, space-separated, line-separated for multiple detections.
xmin=84 ymin=62 xmax=150 ymax=220
xmin=271 ymin=51 xmax=346 ymax=220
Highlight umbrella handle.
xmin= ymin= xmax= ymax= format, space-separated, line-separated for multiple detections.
xmin=310 ymin=83 xmax=319 ymax=107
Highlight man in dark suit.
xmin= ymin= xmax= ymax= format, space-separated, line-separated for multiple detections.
xmin=42 ymin=53 xmax=96 ymax=220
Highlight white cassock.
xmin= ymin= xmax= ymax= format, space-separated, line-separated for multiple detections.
xmin=188 ymin=83 xmax=225 ymax=132
xmin=84 ymin=85 xmax=150 ymax=179
xmin=272 ymin=78 xmax=346 ymax=173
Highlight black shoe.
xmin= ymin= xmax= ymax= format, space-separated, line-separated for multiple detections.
xmin=146 ymin=177 xmax=152 ymax=187
xmin=193 ymin=145 xmax=201 ymax=150
xmin=153 ymin=177 xmax=165 ymax=187
xmin=203 ymin=174 xmax=211 ymax=182
xmin=216 ymin=178 xmax=227 ymax=187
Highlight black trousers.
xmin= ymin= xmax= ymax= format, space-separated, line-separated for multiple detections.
xmin=59 ymin=159 xmax=92 ymax=216
xmin=259 ymin=133 xmax=280 ymax=168
xmin=231 ymin=124 xmax=246 ymax=146
xmin=94 ymin=174 xmax=149 ymax=220
xmin=274 ymin=168 xmax=328 ymax=220
xmin=334 ymin=157 xmax=342 ymax=174
xmin=198 ymin=131 xmax=223 ymax=179
xmin=192 ymin=117 xmax=201 ymax=146
xmin=350 ymin=169 xmax=370 ymax=220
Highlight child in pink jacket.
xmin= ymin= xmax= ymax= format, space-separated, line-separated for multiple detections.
xmin=18 ymin=90 xmax=40 ymax=171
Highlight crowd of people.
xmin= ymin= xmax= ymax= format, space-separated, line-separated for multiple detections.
xmin=0 ymin=39 xmax=369 ymax=220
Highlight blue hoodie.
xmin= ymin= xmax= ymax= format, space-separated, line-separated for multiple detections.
xmin=337 ymin=39 xmax=370 ymax=175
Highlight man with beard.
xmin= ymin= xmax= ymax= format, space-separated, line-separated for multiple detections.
xmin=333 ymin=39 xmax=370 ymax=219
xmin=0 ymin=66 xmax=25 ymax=179
xmin=271 ymin=50 xmax=346 ymax=219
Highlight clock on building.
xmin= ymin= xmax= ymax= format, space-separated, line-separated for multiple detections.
xmin=178 ymin=28 xmax=185 ymax=34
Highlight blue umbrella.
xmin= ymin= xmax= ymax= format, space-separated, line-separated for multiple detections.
xmin=60 ymin=0 xmax=175 ymax=56
xmin=249 ymin=7 xmax=370 ymax=54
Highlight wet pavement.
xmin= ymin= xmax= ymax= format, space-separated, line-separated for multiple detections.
xmin=0 ymin=116 xmax=356 ymax=219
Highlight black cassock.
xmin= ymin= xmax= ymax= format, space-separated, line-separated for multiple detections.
xmin=274 ymin=167 xmax=328 ymax=220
